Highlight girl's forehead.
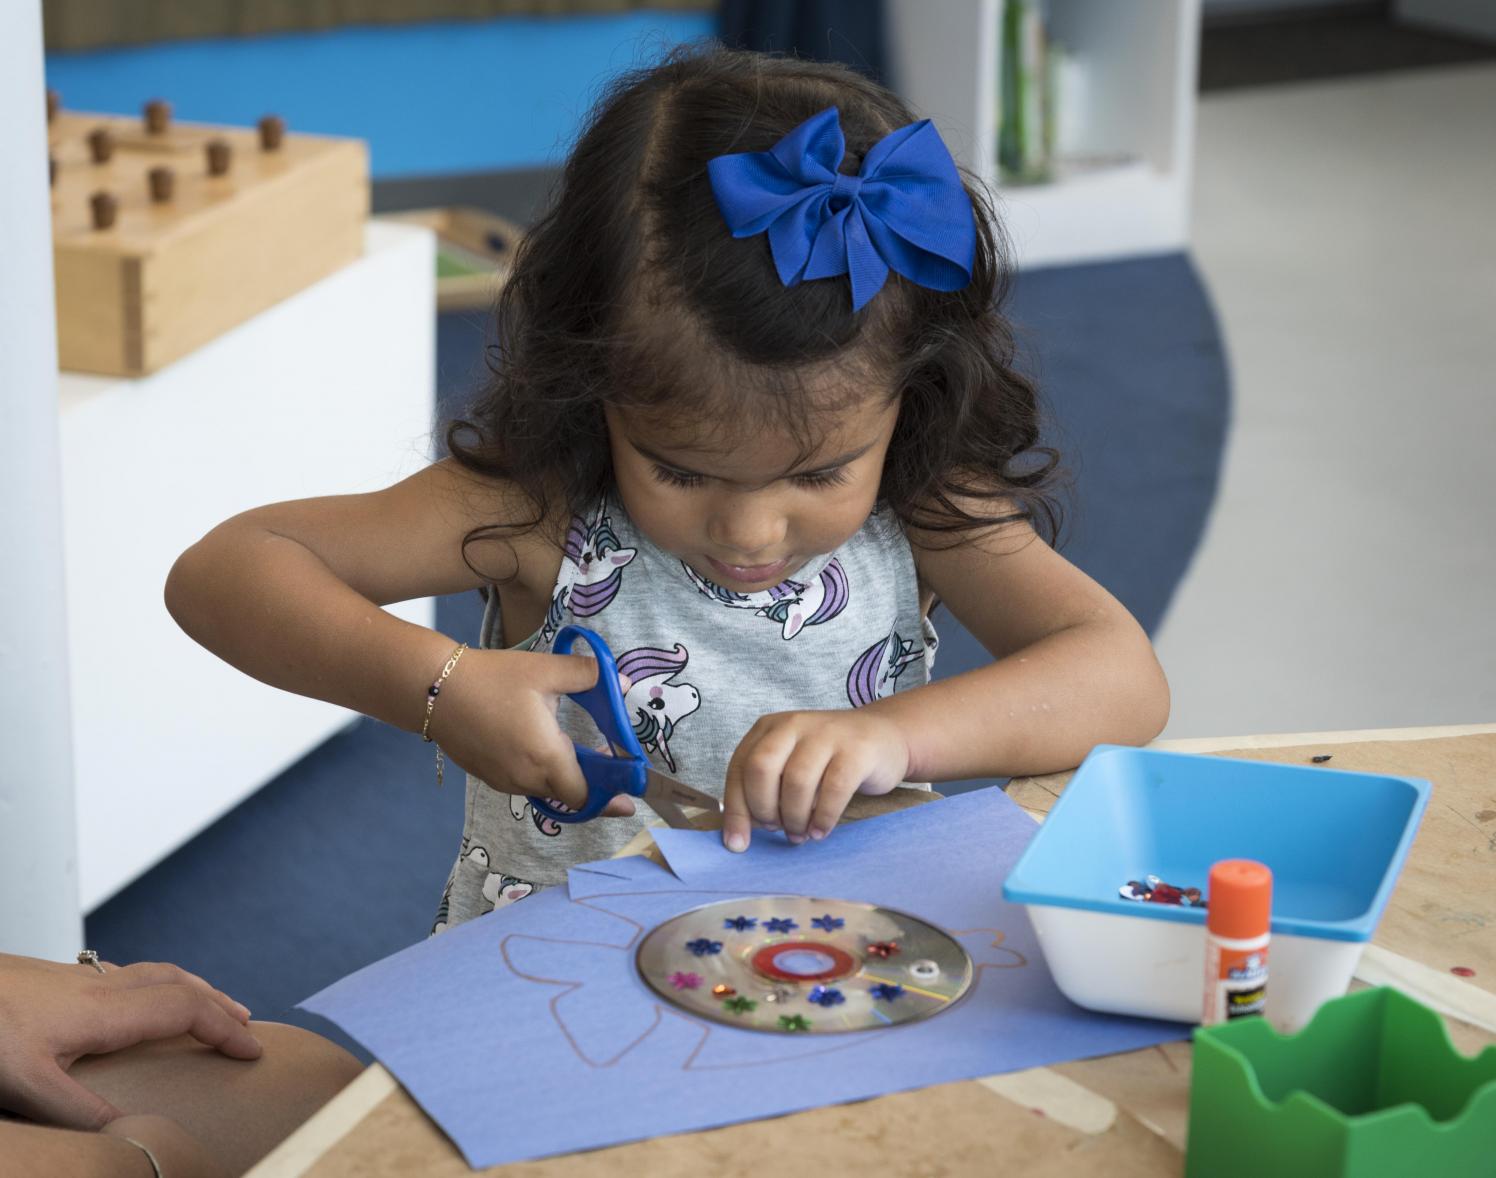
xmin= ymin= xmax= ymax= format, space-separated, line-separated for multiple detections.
xmin=609 ymin=397 xmax=898 ymax=476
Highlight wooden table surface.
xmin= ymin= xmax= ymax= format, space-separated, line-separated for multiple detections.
xmin=249 ymin=724 xmax=1496 ymax=1177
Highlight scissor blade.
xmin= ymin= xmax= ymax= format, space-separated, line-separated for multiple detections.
xmin=642 ymin=770 xmax=722 ymax=829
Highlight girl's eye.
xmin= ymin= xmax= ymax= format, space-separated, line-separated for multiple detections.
xmin=793 ymin=467 xmax=851 ymax=489
xmin=650 ymin=465 xmax=704 ymax=489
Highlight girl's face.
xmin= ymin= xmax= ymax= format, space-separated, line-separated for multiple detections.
xmin=605 ymin=395 xmax=900 ymax=593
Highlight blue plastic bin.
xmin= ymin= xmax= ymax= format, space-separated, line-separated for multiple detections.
xmin=1002 ymin=746 xmax=1429 ymax=1028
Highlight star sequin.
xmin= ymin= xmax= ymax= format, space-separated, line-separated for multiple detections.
xmin=722 ymin=996 xmax=757 ymax=1015
xmin=722 ymin=915 xmax=758 ymax=932
xmin=811 ymin=913 xmax=845 ymax=931
xmin=712 ymin=984 xmax=736 ymax=997
xmin=807 ymin=985 xmax=845 ymax=1007
xmin=763 ymin=917 xmax=798 ymax=934
xmin=870 ymin=983 xmax=905 ymax=1002
xmin=777 ymin=1014 xmax=813 ymax=1032
xmin=667 ymin=971 xmax=702 ymax=990
xmin=867 ymin=941 xmax=900 ymax=958
xmin=685 ymin=938 xmax=723 ymax=956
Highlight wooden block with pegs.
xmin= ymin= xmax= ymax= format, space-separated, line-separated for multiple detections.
xmin=48 ymin=98 xmax=369 ymax=376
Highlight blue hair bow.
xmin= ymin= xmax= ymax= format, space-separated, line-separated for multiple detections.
xmin=707 ymin=106 xmax=976 ymax=312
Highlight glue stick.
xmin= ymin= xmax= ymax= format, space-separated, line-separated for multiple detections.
xmin=1201 ymin=859 xmax=1271 ymax=1025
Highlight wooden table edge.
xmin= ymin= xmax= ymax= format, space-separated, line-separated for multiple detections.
xmin=246 ymin=722 xmax=1496 ymax=1176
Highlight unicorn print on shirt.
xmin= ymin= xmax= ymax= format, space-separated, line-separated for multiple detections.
xmin=616 ymin=643 xmax=701 ymax=774
xmin=565 ymin=508 xmax=637 ymax=618
xmin=509 ymin=791 xmax=564 ymax=837
xmin=682 ymin=559 xmax=849 ymax=640
xmin=846 ymin=627 xmax=923 ymax=707
xmin=756 ymin=560 xmax=849 ymax=639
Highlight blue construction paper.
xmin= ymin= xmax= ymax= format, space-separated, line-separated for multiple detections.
xmin=300 ymin=787 xmax=1185 ymax=1168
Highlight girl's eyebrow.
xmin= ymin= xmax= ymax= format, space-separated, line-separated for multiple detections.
xmin=629 ymin=437 xmax=877 ymax=478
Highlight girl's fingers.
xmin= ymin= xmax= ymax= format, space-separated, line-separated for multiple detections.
xmin=601 ymin=794 xmax=636 ymax=818
xmin=721 ymin=740 xmax=760 ymax=852
xmin=543 ymin=748 xmax=592 ymax=811
xmin=739 ymin=729 xmax=795 ymax=832
xmin=105 ymin=961 xmax=251 ymax=1023
xmin=777 ymin=741 xmax=835 ymax=841
xmin=808 ymin=751 xmax=868 ymax=840
xmin=543 ymin=652 xmax=602 ymax=696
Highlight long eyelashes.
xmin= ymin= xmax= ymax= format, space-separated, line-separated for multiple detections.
xmin=650 ymin=465 xmax=705 ymax=489
xmin=648 ymin=465 xmax=851 ymax=490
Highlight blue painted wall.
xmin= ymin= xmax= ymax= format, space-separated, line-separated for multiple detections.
xmin=45 ymin=11 xmax=715 ymax=178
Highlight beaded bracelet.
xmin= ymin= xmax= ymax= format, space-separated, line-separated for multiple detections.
xmin=421 ymin=642 xmax=468 ymax=787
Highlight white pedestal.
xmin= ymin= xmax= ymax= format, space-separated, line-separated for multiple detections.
xmin=888 ymin=0 xmax=1201 ymax=270
xmin=58 ymin=221 xmax=437 ymax=910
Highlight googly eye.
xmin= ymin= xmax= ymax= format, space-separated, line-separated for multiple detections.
xmin=909 ymin=959 xmax=940 ymax=981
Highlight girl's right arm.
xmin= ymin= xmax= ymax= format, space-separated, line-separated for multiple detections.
xmin=164 ymin=460 xmax=607 ymax=808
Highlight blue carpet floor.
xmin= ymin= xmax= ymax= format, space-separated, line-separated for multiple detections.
xmin=85 ymin=251 xmax=1229 ymax=1059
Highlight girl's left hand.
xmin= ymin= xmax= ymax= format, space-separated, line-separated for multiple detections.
xmin=721 ymin=710 xmax=911 ymax=851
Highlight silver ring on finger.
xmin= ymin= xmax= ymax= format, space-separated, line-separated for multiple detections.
xmin=77 ymin=949 xmax=107 ymax=974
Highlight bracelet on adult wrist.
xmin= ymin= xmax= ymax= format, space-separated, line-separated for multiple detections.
xmin=121 ymin=1136 xmax=164 ymax=1178
xmin=421 ymin=642 xmax=468 ymax=787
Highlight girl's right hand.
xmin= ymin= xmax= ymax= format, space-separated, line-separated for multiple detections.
xmin=424 ymin=648 xmax=635 ymax=817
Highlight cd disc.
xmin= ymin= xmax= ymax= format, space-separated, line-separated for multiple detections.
xmin=635 ymin=896 xmax=972 ymax=1034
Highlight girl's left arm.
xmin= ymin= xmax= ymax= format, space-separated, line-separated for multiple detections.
xmin=880 ymin=518 xmax=1170 ymax=783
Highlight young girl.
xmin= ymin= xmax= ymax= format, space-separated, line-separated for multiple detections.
xmin=165 ymin=47 xmax=1168 ymax=934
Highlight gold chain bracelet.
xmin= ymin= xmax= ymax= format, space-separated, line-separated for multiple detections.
xmin=422 ymin=642 xmax=467 ymax=787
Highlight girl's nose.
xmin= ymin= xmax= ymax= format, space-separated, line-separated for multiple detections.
xmin=707 ymin=495 xmax=788 ymax=558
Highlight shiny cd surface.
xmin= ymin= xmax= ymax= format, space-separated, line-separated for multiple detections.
xmin=635 ymin=896 xmax=973 ymax=1033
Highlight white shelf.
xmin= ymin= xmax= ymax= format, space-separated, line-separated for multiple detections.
xmin=889 ymin=0 xmax=1202 ymax=270
xmin=58 ymin=221 xmax=437 ymax=910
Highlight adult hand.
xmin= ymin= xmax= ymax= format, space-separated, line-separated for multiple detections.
xmin=102 ymin=1113 xmax=230 ymax=1178
xmin=0 ymin=952 xmax=261 ymax=1130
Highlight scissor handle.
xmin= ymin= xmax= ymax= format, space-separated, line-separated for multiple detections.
xmin=528 ymin=626 xmax=649 ymax=824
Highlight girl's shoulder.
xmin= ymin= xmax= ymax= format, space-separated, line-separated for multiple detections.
xmin=426 ymin=459 xmax=575 ymax=596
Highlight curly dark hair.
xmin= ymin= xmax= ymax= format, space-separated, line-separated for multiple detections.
xmin=446 ymin=44 xmax=1060 ymax=564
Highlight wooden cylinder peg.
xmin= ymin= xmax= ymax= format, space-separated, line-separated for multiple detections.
xmin=258 ymin=114 xmax=285 ymax=151
xmin=87 ymin=126 xmax=114 ymax=164
xmin=47 ymin=88 xmax=60 ymax=123
xmin=205 ymin=138 xmax=232 ymax=176
xmin=148 ymin=166 xmax=175 ymax=203
xmin=90 ymin=191 xmax=118 ymax=231
xmin=144 ymin=98 xmax=172 ymax=135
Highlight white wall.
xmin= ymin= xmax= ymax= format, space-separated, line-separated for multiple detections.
xmin=0 ymin=0 xmax=82 ymax=959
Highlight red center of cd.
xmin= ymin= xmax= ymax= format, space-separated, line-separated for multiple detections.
xmin=751 ymin=941 xmax=857 ymax=983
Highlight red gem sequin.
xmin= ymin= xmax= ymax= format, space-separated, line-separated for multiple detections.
xmin=867 ymin=941 xmax=900 ymax=958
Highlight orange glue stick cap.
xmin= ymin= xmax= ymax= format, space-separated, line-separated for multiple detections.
xmin=1205 ymin=859 xmax=1272 ymax=940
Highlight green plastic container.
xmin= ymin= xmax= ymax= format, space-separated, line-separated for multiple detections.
xmin=1186 ymin=987 xmax=1496 ymax=1178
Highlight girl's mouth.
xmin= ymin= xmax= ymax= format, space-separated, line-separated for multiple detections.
xmin=705 ymin=555 xmax=791 ymax=586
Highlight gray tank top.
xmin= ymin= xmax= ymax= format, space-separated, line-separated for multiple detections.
xmin=433 ymin=498 xmax=938 ymax=933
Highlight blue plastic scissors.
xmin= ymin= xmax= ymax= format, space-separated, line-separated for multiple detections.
xmin=527 ymin=625 xmax=723 ymax=828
